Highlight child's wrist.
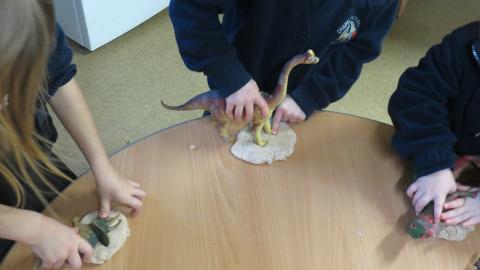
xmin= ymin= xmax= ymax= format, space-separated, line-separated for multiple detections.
xmin=90 ymin=156 xmax=113 ymax=176
xmin=14 ymin=210 xmax=44 ymax=245
xmin=422 ymin=168 xmax=452 ymax=178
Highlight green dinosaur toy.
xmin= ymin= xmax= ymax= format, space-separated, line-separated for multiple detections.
xmin=162 ymin=49 xmax=319 ymax=146
xmin=72 ymin=214 xmax=122 ymax=247
xmin=407 ymin=155 xmax=480 ymax=240
xmin=407 ymin=191 xmax=478 ymax=240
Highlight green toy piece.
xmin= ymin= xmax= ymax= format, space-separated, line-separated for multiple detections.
xmin=406 ymin=191 xmax=478 ymax=239
xmin=407 ymin=155 xmax=480 ymax=240
xmin=162 ymin=49 xmax=319 ymax=147
xmin=72 ymin=214 xmax=122 ymax=247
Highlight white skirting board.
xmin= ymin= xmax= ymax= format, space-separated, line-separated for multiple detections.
xmin=54 ymin=0 xmax=169 ymax=51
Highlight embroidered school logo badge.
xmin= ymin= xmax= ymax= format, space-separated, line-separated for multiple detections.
xmin=336 ymin=15 xmax=360 ymax=43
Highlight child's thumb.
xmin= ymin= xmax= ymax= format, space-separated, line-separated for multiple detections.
xmin=99 ymin=198 xmax=111 ymax=218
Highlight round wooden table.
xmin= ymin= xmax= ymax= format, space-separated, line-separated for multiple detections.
xmin=3 ymin=112 xmax=480 ymax=270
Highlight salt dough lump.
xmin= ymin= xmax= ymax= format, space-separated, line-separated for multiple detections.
xmin=231 ymin=122 xmax=296 ymax=165
xmin=80 ymin=210 xmax=130 ymax=264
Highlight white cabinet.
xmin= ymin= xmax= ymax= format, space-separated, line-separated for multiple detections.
xmin=54 ymin=0 xmax=168 ymax=51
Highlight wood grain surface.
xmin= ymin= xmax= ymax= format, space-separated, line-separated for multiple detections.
xmin=3 ymin=112 xmax=480 ymax=270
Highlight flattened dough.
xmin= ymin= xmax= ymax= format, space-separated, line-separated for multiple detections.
xmin=435 ymin=223 xmax=475 ymax=241
xmin=231 ymin=122 xmax=296 ymax=165
xmin=80 ymin=210 xmax=130 ymax=264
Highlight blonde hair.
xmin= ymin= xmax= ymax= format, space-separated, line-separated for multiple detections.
xmin=0 ymin=0 xmax=69 ymax=208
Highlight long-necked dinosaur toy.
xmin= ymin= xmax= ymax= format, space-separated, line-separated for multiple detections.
xmin=162 ymin=50 xmax=319 ymax=146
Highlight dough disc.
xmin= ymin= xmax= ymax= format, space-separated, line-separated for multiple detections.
xmin=231 ymin=122 xmax=296 ymax=165
xmin=79 ymin=210 xmax=130 ymax=264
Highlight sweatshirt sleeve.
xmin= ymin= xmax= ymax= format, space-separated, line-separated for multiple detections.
xmin=387 ymin=31 xmax=463 ymax=177
xmin=169 ymin=0 xmax=251 ymax=97
xmin=290 ymin=1 xmax=398 ymax=117
xmin=46 ymin=23 xmax=77 ymax=98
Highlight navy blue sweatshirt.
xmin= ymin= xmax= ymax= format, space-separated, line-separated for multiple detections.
xmin=388 ymin=22 xmax=480 ymax=178
xmin=169 ymin=0 xmax=398 ymax=117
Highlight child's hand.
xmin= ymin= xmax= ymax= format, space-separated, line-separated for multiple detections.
xmin=225 ymin=79 xmax=268 ymax=122
xmin=406 ymin=168 xmax=456 ymax=223
xmin=271 ymin=95 xmax=306 ymax=135
xmin=93 ymin=165 xmax=146 ymax=218
xmin=442 ymin=184 xmax=480 ymax=226
xmin=31 ymin=216 xmax=92 ymax=269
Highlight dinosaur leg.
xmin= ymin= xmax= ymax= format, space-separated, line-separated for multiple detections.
xmin=219 ymin=123 xmax=231 ymax=142
xmin=263 ymin=118 xmax=272 ymax=135
xmin=253 ymin=122 xmax=267 ymax=147
xmin=216 ymin=118 xmax=234 ymax=142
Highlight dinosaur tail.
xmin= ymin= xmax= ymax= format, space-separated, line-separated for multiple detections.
xmin=161 ymin=91 xmax=221 ymax=111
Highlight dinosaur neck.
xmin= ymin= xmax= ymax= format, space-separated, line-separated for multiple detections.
xmin=270 ymin=55 xmax=306 ymax=107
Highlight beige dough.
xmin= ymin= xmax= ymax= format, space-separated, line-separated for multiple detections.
xmin=435 ymin=223 xmax=475 ymax=241
xmin=230 ymin=122 xmax=296 ymax=165
xmin=80 ymin=210 xmax=130 ymax=264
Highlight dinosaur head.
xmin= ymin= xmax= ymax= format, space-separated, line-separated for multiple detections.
xmin=89 ymin=215 xmax=122 ymax=246
xmin=304 ymin=49 xmax=319 ymax=64
xmin=406 ymin=216 xmax=435 ymax=239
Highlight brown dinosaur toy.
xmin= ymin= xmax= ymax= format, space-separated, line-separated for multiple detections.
xmin=162 ymin=49 xmax=319 ymax=146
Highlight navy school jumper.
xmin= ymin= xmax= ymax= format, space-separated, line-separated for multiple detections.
xmin=169 ymin=0 xmax=399 ymax=117
xmin=389 ymin=22 xmax=480 ymax=178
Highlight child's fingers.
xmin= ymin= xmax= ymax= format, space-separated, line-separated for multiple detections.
xmin=272 ymin=109 xmax=284 ymax=135
xmin=292 ymin=113 xmax=305 ymax=124
xmin=124 ymin=196 xmax=143 ymax=216
xmin=444 ymin=198 xmax=465 ymax=209
xmin=462 ymin=216 xmax=480 ymax=227
xmin=299 ymin=112 xmax=306 ymax=122
xmin=255 ymin=97 xmax=269 ymax=118
xmin=282 ymin=113 xmax=292 ymax=123
xmin=66 ymin=253 xmax=82 ymax=269
xmin=99 ymin=197 xmax=111 ymax=218
xmin=78 ymin=242 xmax=93 ymax=262
xmin=132 ymin=188 xmax=146 ymax=200
xmin=414 ymin=194 xmax=432 ymax=214
xmin=52 ymin=259 xmax=66 ymax=269
xmin=129 ymin=198 xmax=143 ymax=217
xmin=442 ymin=207 xmax=466 ymax=220
xmin=129 ymin=180 xmax=141 ymax=188
xmin=433 ymin=196 xmax=446 ymax=223
xmin=234 ymin=104 xmax=245 ymax=122
xmin=412 ymin=190 xmax=425 ymax=206
xmin=67 ymin=249 xmax=82 ymax=269
xmin=445 ymin=211 xmax=471 ymax=225
xmin=244 ymin=103 xmax=254 ymax=122
xmin=406 ymin=183 xmax=419 ymax=198
xmin=456 ymin=183 xmax=472 ymax=192
xmin=287 ymin=113 xmax=299 ymax=124
xmin=225 ymin=102 xmax=234 ymax=119
xmin=442 ymin=207 xmax=465 ymax=220
xmin=78 ymin=237 xmax=93 ymax=263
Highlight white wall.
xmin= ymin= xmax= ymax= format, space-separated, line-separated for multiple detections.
xmin=54 ymin=0 xmax=169 ymax=51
